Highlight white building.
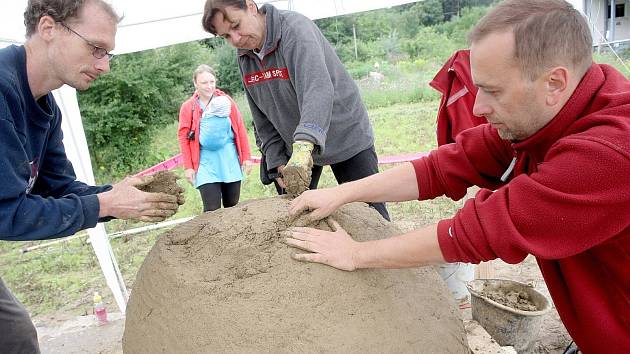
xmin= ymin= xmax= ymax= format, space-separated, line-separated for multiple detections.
xmin=571 ymin=0 xmax=630 ymax=44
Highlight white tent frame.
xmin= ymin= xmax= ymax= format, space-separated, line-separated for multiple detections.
xmin=0 ymin=0 xmax=422 ymax=313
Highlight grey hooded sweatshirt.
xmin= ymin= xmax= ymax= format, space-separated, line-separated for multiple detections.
xmin=238 ymin=4 xmax=375 ymax=170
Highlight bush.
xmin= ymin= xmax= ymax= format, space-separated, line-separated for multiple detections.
xmin=205 ymin=38 xmax=243 ymax=95
xmin=401 ymin=27 xmax=458 ymax=62
xmin=333 ymin=39 xmax=374 ymax=63
xmin=397 ymin=58 xmax=430 ymax=73
xmin=399 ymin=0 xmax=445 ymax=37
xmin=345 ymin=61 xmax=376 ymax=79
xmin=435 ymin=6 xmax=489 ymax=47
xmin=78 ymin=42 xmax=212 ymax=180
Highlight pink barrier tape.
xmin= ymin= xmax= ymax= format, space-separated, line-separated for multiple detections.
xmin=134 ymin=152 xmax=427 ymax=177
xmin=134 ymin=154 xmax=183 ymax=177
xmin=377 ymin=152 xmax=428 ymax=164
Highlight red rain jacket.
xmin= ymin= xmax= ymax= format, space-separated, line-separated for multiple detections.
xmin=430 ymin=49 xmax=486 ymax=146
xmin=178 ymin=90 xmax=251 ymax=171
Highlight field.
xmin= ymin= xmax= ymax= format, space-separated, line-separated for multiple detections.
xmin=0 ymin=67 xmax=463 ymax=317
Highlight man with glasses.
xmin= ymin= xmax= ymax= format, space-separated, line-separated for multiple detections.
xmin=58 ymin=22 xmax=116 ymax=61
xmin=0 ymin=1 xmax=183 ymax=352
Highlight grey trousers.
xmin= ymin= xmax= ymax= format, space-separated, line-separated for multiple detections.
xmin=0 ymin=277 xmax=40 ymax=354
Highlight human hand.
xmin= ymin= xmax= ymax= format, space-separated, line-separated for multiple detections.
xmin=184 ymin=169 xmax=195 ymax=185
xmin=242 ymin=160 xmax=253 ymax=175
xmin=288 ymin=187 xmax=344 ymax=223
xmin=282 ymin=141 xmax=314 ymax=196
xmin=284 ymin=219 xmax=359 ymax=271
xmin=98 ymin=176 xmax=180 ymax=222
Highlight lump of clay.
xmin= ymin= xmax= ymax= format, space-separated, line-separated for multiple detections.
xmin=136 ymin=170 xmax=182 ymax=196
xmin=123 ymin=197 xmax=468 ymax=353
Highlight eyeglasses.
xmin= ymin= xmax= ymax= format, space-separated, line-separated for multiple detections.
xmin=58 ymin=22 xmax=114 ymax=61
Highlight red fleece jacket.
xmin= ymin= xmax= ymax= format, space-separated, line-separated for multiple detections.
xmin=178 ymin=90 xmax=251 ymax=171
xmin=430 ymin=49 xmax=485 ymax=146
xmin=413 ymin=64 xmax=630 ymax=353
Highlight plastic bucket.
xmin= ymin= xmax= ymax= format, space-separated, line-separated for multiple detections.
xmin=466 ymin=279 xmax=552 ymax=353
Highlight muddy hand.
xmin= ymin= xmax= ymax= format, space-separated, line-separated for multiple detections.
xmin=282 ymin=164 xmax=312 ymax=197
xmin=284 ymin=218 xmax=359 ymax=271
xmin=283 ymin=141 xmax=314 ymax=196
xmin=98 ymin=177 xmax=180 ymax=222
xmin=172 ymin=184 xmax=186 ymax=205
xmin=132 ymin=174 xmax=154 ymax=189
xmin=168 ymin=176 xmax=187 ymax=206
xmin=176 ymin=191 xmax=186 ymax=205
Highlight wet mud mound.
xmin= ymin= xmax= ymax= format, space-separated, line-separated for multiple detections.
xmin=123 ymin=197 xmax=468 ymax=353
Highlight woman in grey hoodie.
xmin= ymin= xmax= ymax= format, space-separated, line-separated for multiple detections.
xmin=202 ymin=0 xmax=389 ymax=220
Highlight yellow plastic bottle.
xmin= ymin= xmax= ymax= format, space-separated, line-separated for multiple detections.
xmin=93 ymin=291 xmax=108 ymax=325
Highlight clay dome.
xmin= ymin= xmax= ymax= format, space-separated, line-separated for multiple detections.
xmin=123 ymin=197 xmax=468 ymax=353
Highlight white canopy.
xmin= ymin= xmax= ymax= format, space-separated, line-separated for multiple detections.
xmin=2 ymin=0 xmax=423 ymax=55
xmin=0 ymin=0 xmax=421 ymax=313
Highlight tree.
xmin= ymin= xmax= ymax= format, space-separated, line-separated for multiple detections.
xmin=77 ymin=42 xmax=212 ymax=178
xmin=202 ymin=37 xmax=243 ymax=95
xmin=400 ymin=0 xmax=445 ymax=37
xmin=443 ymin=0 xmax=497 ymax=21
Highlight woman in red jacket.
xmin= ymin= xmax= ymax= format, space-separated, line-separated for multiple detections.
xmin=178 ymin=64 xmax=252 ymax=212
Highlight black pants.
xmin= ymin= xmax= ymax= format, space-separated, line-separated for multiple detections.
xmin=198 ymin=181 xmax=241 ymax=212
xmin=0 ymin=277 xmax=40 ymax=354
xmin=275 ymin=146 xmax=390 ymax=221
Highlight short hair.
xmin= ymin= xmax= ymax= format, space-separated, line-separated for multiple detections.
xmin=202 ymin=0 xmax=256 ymax=35
xmin=193 ymin=64 xmax=217 ymax=83
xmin=468 ymin=0 xmax=593 ymax=80
xmin=24 ymin=0 xmax=122 ymax=38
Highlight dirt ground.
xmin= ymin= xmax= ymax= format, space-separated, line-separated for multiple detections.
xmin=36 ymin=219 xmax=570 ymax=354
xmin=36 ymin=312 xmax=124 ymax=354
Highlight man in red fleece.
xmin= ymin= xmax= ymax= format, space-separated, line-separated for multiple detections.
xmin=285 ymin=0 xmax=630 ymax=352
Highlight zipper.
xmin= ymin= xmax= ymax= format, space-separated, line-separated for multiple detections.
xmin=500 ymin=149 xmax=517 ymax=182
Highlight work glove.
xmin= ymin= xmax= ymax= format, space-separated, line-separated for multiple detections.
xmin=282 ymin=141 xmax=314 ymax=196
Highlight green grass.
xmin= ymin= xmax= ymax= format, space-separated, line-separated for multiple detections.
xmin=594 ymin=52 xmax=630 ymax=77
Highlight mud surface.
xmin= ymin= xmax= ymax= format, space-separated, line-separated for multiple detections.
xmin=123 ymin=197 xmax=469 ymax=353
xmin=480 ymin=289 xmax=538 ymax=311
xmin=136 ymin=170 xmax=182 ymax=195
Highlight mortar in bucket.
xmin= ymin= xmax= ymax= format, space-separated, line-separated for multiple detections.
xmin=466 ymin=279 xmax=552 ymax=353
